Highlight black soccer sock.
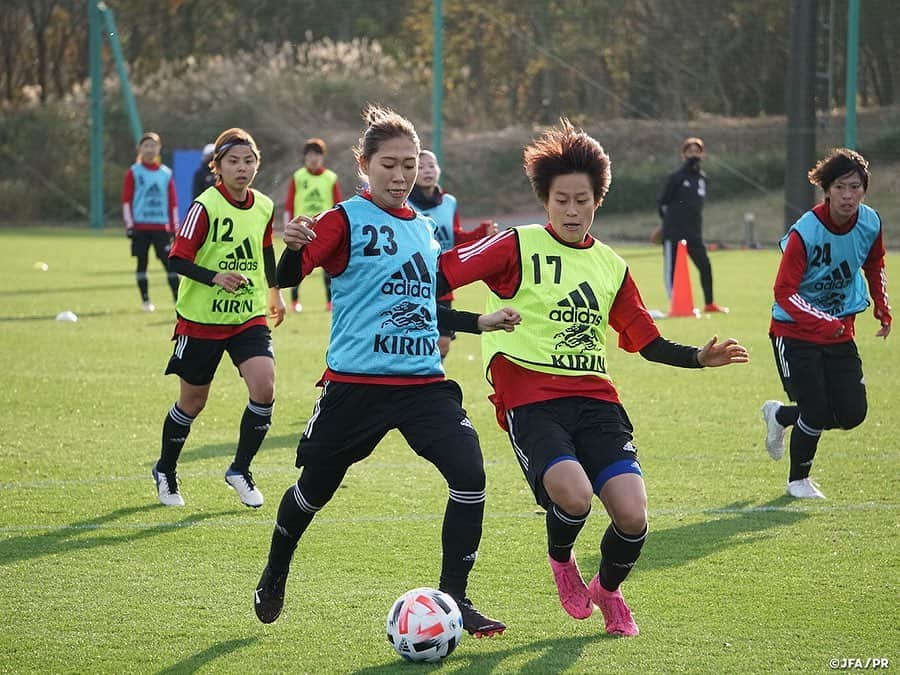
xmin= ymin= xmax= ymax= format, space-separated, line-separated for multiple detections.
xmin=290 ymin=286 xmax=299 ymax=302
xmin=136 ymin=270 xmax=149 ymax=301
xmin=231 ymin=399 xmax=273 ymax=472
xmin=438 ymin=491 xmax=485 ymax=600
xmin=788 ymin=416 xmax=822 ymax=481
xmin=775 ymin=404 xmax=800 ymax=427
xmin=547 ymin=503 xmax=590 ymax=563
xmin=267 ymin=480 xmax=324 ymax=574
xmin=166 ymin=272 xmax=179 ymax=300
xmin=598 ymin=522 xmax=647 ymax=592
xmin=157 ymin=404 xmax=194 ymax=473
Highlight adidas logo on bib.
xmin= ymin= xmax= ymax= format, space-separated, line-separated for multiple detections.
xmin=381 ymin=252 xmax=433 ymax=299
xmin=219 ymin=237 xmax=258 ymax=271
xmin=548 ymin=281 xmax=603 ymax=326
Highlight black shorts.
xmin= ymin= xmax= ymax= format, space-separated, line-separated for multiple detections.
xmin=297 ymin=379 xmax=478 ymax=470
xmin=770 ymin=335 xmax=865 ymax=406
xmin=505 ymin=397 xmax=641 ymax=509
xmin=437 ymin=299 xmax=456 ymax=340
xmin=131 ymin=229 xmax=171 ymax=259
xmin=165 ymin=324 xmax=273 ymax=386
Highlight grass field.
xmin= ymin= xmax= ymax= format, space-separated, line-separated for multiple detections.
xmin=1 ymin=228 xmax=897 ymax=674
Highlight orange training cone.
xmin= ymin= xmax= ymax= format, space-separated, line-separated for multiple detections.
xmin=668 ymin=239 xmax=699 ymax=318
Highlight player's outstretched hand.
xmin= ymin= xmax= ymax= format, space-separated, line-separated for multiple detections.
xmin=697 ymin=335 xmax=749 ymax=367
xmin=478 ymin=307 xmax=521 ymax=333
xmin=876 ymin=323 xmax=891 ymax=339
xmin=268 ymin=287 xmax=285 ymax=328
xmin=213 ymin=271 xmax=249 ymax=293
xmin=284 ymin=215 xmax=316 ymax=251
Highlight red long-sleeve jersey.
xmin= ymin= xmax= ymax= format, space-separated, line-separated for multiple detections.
xmin=771 ymin=202 xmax=891 ymax=343
xmin=169 ymin=183 xmax=274 ymax=339
xmin=440 ymin=224 xmax=661 ymax=429
xmin=438 ymin=209 xmax=494 ymax=302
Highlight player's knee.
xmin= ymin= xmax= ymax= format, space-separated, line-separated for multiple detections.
xmin=441 ymin=446 xmax=485 ymax=492
xmin=253 ymin=383 xmax=275 ymax=403
xmin=296 ymin=468 xmax=342 ymax=508
xmin=552 ymin=484 xmax=593 ymax=516
xmin=614 ymin=506 xmax=648 ymax=536
xmin=178 ymin=391 xmax=208 ymax=417
xmin=448 ymin=462 xmax=485 ymax=493
xmin=836 ymin=401 xmax=867 ymax=430
xmin=798 ymin=404 xmax=830 ymax=431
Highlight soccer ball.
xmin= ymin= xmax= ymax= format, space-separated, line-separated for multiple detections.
xmin=386 ymin=587 xmax=463 ymax=663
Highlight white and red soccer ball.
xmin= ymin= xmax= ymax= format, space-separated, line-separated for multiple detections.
xmin=386 ymin=587 xmax=463 ymax=663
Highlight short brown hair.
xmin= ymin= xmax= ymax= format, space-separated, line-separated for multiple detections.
xmin=354 ymin=104 xmax=420 ymax=163
xmin=303 ymin=138 xmax=326 ymax=156
xmin=808 ymin=147 xmax=869 ymax=192
xmin=523 ymin=118 xmax=611 ymax=207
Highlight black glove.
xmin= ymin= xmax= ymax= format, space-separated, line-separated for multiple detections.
xmin=126 ymin=228 xmax=134 ymax=239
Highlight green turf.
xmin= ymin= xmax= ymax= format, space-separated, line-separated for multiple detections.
xmin=1 ymin=229 xmax=897 ymax=674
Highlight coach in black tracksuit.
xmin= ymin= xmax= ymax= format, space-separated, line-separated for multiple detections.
xmin=657 ymin=137 xmax=726 ymax=313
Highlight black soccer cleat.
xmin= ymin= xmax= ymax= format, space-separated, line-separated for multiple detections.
xmin=455 ymin=597 xmax=506 ymax=638
xmin=254 ymin=565 xmax=287 ymax=624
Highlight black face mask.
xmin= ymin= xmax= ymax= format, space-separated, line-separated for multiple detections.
xmin=685 ymin=156 xmax=702 ymax=169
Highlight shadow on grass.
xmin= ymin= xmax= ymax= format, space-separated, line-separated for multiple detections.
xmin=177 ymin=432 xmax=300 ymax=464
xmin=351 ymin=634 xmax=601 ymax=674
xmin=156 ymin=637 xmax=260 ymax=675
xmin=583 ymin=496 xmax=807 ymax=573
xmin=0 ymin=504 xmax=232 ymax=567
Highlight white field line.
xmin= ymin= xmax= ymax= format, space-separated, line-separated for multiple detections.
xmin=0 ymin=502 xmax=897 ymax=534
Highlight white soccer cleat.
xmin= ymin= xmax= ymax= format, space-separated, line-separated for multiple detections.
xmin=786 ymin=478 xmax=825 ymax=499
xmin=141 ymin=300 xmax=156 ymax=313
xmin=760 ymin=400 xmax=786 ymax=460
xmin=225 ymin=468 xmax=264 ymax=508
xmin=152 ymin=462 xmax=185 ymax=506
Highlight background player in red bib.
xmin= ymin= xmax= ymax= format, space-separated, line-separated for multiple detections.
xmin=439 ymin=119 xmax=749 ymax=636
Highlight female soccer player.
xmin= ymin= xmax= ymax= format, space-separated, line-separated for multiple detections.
xmin=438 ymin=119 xmax=749 ymax=636
xmin=283 ymin=137 xmax=342 ymax=313
xmin=121 ymin=131 xmax=180 ymax=312
xmin=408 ymin=150 xmax=497 ymax=358
xmin=151 ymin=128 xmax=285 ymax=508
xmin=761 ymin=148 xmax=890 ymax=499
xmin=253 ymin=105 xmax=516 ymax=638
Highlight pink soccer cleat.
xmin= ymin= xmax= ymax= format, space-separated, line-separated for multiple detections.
xmin=548 ymin=554 xmax=594 ymax=619
xmin=588 ymin=574 xmax=639 ymax=636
